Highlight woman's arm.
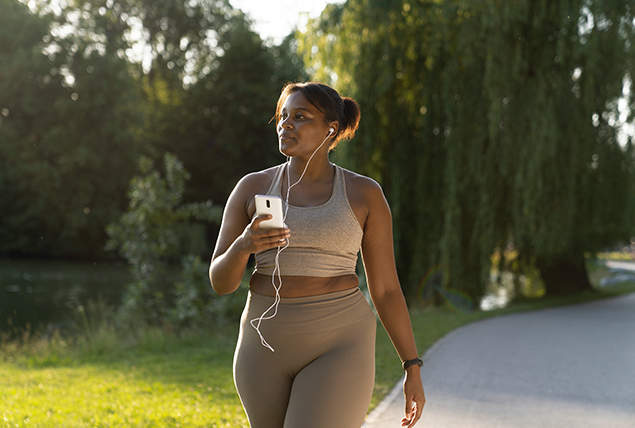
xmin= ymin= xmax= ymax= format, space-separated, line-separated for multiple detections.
xmin=359 ymin=178 xmax=426 ymax=427
xmin=209 ymin=174 xmax=290 ymax=295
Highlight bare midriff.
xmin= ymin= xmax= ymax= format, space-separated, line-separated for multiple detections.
xmin=249 ymin=273 xmax=359 ymax=297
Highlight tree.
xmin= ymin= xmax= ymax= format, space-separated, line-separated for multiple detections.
xmin=300 ymin=1 xmax=458 ymax=300
xmin=444 ymin=0 xmax=635 ymax=295
xmin=0 ymin=0 xmax=57 ymax=254
xmin=106 ymin=153 xmax=221 ymax=325
xmin=0 ymin=0 xmax=145 ymax=257
xmin=62 ymin=0 xmax=309 ymax=203
xmin=301 ymin=0 xmax=635 ymax=301
xmin=154 ymin=26 xmax=309 ymax=206
xmin=0 ymin=0 xmax=307 ymax=258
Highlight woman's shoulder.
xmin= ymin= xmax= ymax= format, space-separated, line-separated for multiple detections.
xmin=340 ymin=166 xmax=384 ymax=196
xmin=235 ymin=164 xmax=283 ymax=193
xmin=228 ymin=163 xmax=284 ymax=217
xmin=339 ymin=166 xmax=391 ymax=229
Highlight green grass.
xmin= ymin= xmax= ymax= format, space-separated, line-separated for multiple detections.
xmin=0 ymin=328 xmax=247 ymax=428
xmin=2 ymin=282 xmax=634 ymax=427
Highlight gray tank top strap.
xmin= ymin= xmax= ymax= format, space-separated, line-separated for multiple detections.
xmin=333 ymin=165 xmax=346 ymax=202
xmin=265 ymin=164 xmax=285 ymax=197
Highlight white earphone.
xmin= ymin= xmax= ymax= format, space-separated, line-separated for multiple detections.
xmin=251 ymin=125 xmax=338 ymax=352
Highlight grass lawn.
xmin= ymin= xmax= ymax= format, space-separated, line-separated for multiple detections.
xmin=2 ymin=281 xmax=634 ymax=427
xmin=0 ymin=330 xmax=247 ymax=428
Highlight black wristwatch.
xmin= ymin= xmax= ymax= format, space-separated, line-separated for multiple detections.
xmin=402 ymin=358 xmax=424 ymax=370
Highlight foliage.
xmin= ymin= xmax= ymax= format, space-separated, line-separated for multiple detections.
xmin=0 ymin=0 xmax=145 ymax=257
xmin=1 ymin=0 xmax=307 ymax=258
xmin=50 ymin=0 xmax=309 ymax=204
xmin=301 ymin=0 xmax=635 ymax=300
xmin=106 ymin=153 xmax=221 ymax=326
xmin=171 ymin=254 xmax=247 ymax=329
xmin=143 ymin=21 xmax=310 ymax=205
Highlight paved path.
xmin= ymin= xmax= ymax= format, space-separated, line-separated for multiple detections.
xmin=364 ymin=293 xmax=635 ymax=428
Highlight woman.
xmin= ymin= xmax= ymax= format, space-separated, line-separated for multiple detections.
xmin=209 ymin=82 xmax=425 ymax=428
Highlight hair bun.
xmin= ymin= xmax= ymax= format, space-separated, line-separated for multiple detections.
xmin=339 ymin=97 xmax=361 ymax=143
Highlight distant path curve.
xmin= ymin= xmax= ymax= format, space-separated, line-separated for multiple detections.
xmin=364 ymin=293 xmax=635 ymax=428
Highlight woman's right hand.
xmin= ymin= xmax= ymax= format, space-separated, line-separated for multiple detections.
xmin=238 ymin=214 xmax=290 ymax=255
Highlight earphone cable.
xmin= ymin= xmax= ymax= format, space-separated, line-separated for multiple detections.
xmin=250 ymin=131 xmax=332 ymax=352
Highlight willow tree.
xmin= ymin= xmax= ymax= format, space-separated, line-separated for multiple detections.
xmin=301 ymin=0 xmax=635 ymax=300
xmin=474 ymin=1 xmax=635 ymax=294
xmin=298 ymin=1 xmax=452 ymax=301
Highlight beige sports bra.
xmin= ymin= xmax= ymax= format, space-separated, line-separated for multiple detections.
xmin=254 ymin=164 xmax=364 ymax=277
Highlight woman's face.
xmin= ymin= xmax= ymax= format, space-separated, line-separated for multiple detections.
xmin=277 ymin=91 xmax=333 ymax=158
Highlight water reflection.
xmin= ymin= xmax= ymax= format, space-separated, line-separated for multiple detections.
xmin=0 ymin=259 xmax=130 ymax=333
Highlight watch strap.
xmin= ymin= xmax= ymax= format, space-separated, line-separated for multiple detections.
xmin=402 ymin=358 xmax=423 ymax=370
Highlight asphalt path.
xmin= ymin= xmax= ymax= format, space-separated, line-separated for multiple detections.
xmin=363 ymin=293 xmax=635 ymax=428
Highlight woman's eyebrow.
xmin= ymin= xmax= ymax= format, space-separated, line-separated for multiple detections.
xmin=281 ymin=107 xmax=314 ymax=116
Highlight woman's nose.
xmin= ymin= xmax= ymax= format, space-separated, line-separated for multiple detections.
xmin=279 ymin=118 xmax=293 ymax=130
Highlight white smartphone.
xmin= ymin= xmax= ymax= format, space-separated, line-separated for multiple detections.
xmin=254 ymin=195 xmax=284 ymax=229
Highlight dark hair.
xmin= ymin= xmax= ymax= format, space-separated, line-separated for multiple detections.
xmin=274 ymin=82 xmax=361 ymax=150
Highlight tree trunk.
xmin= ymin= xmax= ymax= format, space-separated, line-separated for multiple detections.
xmin=536 ymin=256 xmax=593 ymax=296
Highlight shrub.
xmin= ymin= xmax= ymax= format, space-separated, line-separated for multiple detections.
xmin=106 ymin=153 xmax=222 ymax=327
xmin=172 ymin=255 xmax=248 ymax=330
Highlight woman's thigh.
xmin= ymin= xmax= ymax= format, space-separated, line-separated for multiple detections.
xmin=283 ymin=310 xmax=376 ymax=428
xmin=234 ymin=289 xmax=376 ymax=428
xmin=234 ymin=303 xmax=294 ymax=428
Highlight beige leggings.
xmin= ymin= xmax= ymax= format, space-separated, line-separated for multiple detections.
xmin=233 ymin=288 xmax=377 ymax=428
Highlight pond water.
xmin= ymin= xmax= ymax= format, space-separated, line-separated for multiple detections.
xmin=0 ymin=259 xmax=131 ymax=334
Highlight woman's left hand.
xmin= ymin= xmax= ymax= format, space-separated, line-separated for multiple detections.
xmin=401 ymin=367 xmax=425 ymax=427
